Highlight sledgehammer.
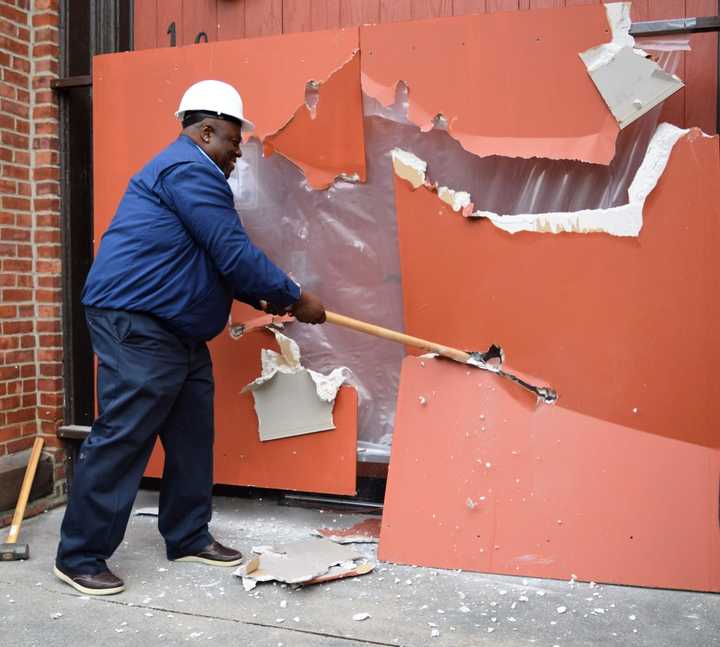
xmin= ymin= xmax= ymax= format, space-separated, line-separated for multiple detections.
xmin=324 ymin=311 xmax=557 ymax=404
xmin=0 ymin=437 xmax=45 ymax=561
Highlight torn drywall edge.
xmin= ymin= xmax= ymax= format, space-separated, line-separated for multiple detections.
xmin=251 ymin=48 xmax=360 ymax=142
xmin=260 ymin=50 xmax=365 ymax=190
xmin=391 ymin=122 xmax=689 ymax=237
xmin=579 ymin=3 xmax=684 ymax=129
xmin=360 ymin=8 xmax=621 ymax=164
xmin=241 ymin=329 xmax=352 ymax=402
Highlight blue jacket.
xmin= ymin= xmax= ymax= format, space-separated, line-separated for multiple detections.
xmin=82 ymin=135 xmax=300 ymax=341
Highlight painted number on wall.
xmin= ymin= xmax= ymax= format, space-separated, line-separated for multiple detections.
xmin=166 ymin=22 xmax=209 ymax=47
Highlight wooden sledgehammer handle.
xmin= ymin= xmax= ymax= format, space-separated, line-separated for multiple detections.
xmin=325 ymin=311 xmax=471 ymax=364
xmin=6 ymin=436 xmax=44 ymax=544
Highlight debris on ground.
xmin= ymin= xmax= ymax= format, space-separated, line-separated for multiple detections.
xmin=312 ymin=517 xmax=381 ymax=544
xmin=233 ymin=538 xmax=375 ymax=590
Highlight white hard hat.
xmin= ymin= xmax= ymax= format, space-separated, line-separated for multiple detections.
xmin=175 ymin=80 xmax=255 ymax=133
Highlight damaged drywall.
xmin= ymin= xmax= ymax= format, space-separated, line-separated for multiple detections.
xmin=579 ymin=3 xmax=684 ymax=129
xmin=93 ymin=27 xmax=366 ymax=211
xmin=379 ymin=357 xmax=720 ymax=593
xmin=235 ymin=539 xmax=374 ymax=590
xmin=361 ymin=4 xmax=620 ymax=163
xmin=391 ymin=122 xmax=689 ymax=237
xmin=392 ymin=126 xmax=720 ymax=446
xmin=242 ymin=329 xmax=351 ymax=441
xmin=263 ymin=50 xmax=367 ymax=190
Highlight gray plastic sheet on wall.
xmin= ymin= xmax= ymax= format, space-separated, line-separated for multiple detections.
xmin=229 ymin=37 xmax=685 ymax=462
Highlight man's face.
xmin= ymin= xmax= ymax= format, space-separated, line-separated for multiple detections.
xmin=202 ymin=119 xmax=242 ymax=178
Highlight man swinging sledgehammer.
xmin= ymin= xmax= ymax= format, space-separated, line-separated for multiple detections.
xmin=54 ymin=80 xmax=325 ymax=596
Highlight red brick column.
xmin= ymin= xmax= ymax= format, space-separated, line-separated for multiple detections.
xmin=0 ymin=0 xmax=65 ymax=512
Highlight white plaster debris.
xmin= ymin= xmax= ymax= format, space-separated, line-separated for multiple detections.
xmin=353 ymin=612 xmax=371 ymax=621
xmin=51 ymin=612 xmax=63 ymax=620
xmin=242 ymin=330 xmax=351 ymax=403
xmin=557 ymin=606 xmax=568 ymax=614
xmin=390 ymin=148 xmax=427 ymax=188
xmin=431 ymin=628 xmax=440 ymax=638
xmin=392 ymin=122 xmax=688 ymax=237
xmin=580 ymin=2 xmax=636 ymax=74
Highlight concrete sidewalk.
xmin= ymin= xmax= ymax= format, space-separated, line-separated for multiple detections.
xmin=0 ymin=490 xmax=718 ymax=646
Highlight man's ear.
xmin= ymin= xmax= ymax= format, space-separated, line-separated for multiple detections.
xmin=200 ymin=122 xmax=214 ymax=144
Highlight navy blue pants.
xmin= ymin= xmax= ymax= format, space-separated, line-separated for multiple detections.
xmin=57 ymin=307 xmax=215 ymax=574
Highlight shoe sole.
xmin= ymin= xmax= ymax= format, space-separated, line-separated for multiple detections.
xmin=53 ymin=565 xmax=125 ymax=596
xmin=173 ymin=555 xmax=244 ymax=567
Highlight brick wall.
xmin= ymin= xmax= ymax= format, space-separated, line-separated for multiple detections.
xmin=0 ymin=0 xmax=65 ymax=511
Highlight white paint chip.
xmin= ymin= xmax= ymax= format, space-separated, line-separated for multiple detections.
xmin=353 ymin=613 xmax=371 ymax=621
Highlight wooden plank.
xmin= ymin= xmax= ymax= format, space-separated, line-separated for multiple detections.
xmin=410 ymin=0 xmax=453 ymax=19
xmin=283 ymin=0 xmax=312 ymax=32
xmin=311 ymin=0 xmax=342 ymax=29
xmin=486 ymin=0 xmax=519 ymax=11
xmin=340 ymin=0 xmax=381 ymax=26
xmin=685 ymin=0 xmax=717 ymax=133
xmin=628 ymin=0 xmax=652 ymax=21
xmin=245 ymin=0 xmax=282 ymax=36
xmin=452 ymin=0 xmax=486 ymax=15
xmin=380 ymin=0 xmax=413 ymax=22
xmin=529 ymin=0 xmax=563 ymax=7
xmin=156 ymin=0 xmax=183 ymax=48
xmin=180 ymin=0 xmax=217 ymax=46
xmin=133 ymin=0 xmax=157 ymax=50
xmin=217 ymin=0 xmax=245 ymax=41
xmin=647 ymin=1 xmax=687 ymax=127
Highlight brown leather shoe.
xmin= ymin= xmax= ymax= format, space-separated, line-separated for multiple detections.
xmin=173 ymin=540 xmax=243 ymax=566
xmin=53 ymin=564 xmax=125 ymax=596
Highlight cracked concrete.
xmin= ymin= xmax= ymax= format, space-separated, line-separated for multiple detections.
xmin=1 ymin=490 xmax=718 ymax=646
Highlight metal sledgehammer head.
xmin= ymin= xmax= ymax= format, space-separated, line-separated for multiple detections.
xmin=0 ymin=543 xmax=29 ymax=561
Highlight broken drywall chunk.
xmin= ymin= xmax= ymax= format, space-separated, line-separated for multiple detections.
xmin=312 ymin=517 xmax=382 ymax=544
xmin=234 ymin=538 xmax=373 ymax=588
xmin=391 ymin=123 xmax=688 ymax=237
xmin=234 ymin=556 xmax=260 ymax=577
xmin=242 ymin=329 xmax=352 ymax=441
xmin=580 ymin=3 xmax=684 ymax=129
xmin=391 ymin=148 xmax=427 ymax=189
